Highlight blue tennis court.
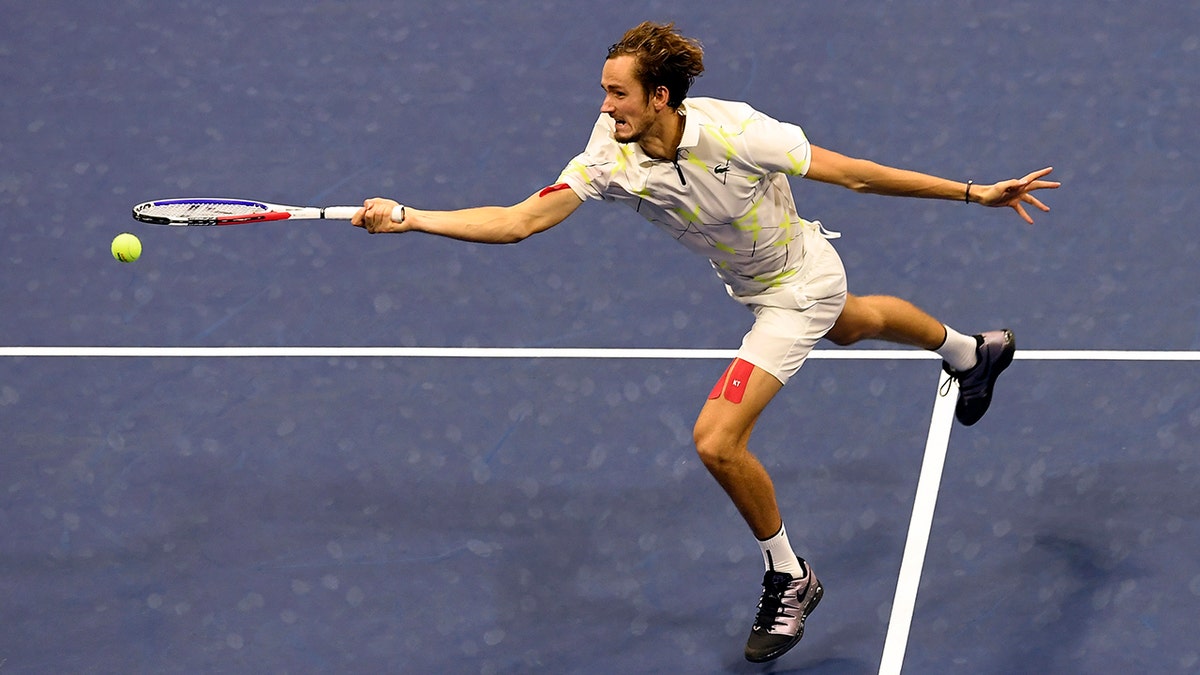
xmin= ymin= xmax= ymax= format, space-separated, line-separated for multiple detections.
xmin=3 ymin=2 xmax=1199 ymax=673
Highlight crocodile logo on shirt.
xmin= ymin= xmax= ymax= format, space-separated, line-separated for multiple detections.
xmin=711 ymin=161 xmax=732 ymax=184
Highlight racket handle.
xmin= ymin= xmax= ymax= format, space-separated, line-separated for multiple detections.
xmin=322 ymin=205 xmax=406 ymax=222
xmin=322 ymin=206 xmax=361 ymax=220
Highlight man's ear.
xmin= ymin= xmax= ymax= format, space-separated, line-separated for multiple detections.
xmin=651 ymin=85 xmax=671 ymax=111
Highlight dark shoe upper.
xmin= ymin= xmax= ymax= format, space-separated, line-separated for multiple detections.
xmin=944 ymin=329 xmax=1016 ymax=426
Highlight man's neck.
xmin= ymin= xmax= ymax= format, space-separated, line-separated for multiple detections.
xmin=637 ymin=107 xmax=686 ymax=161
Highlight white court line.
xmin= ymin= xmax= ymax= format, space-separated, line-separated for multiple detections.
xmin=878 ymin=370 xmax=958 ymax=675
xmin=2 ymin=346 xmax=1199 ymax=359
xmin=1 ymin=343 xmax=1197 ymax=674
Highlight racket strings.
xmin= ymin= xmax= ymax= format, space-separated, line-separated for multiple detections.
xmin=139 ymin=200 xmax=268 ymax=218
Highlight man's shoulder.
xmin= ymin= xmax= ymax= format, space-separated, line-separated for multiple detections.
xmin=683 ymin=97 xmax=761 ymax=123
xmin=685 ymin=97 xmax=804 ymax=147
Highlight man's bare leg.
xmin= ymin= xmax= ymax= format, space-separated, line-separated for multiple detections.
xmin=824 ymin=293 xmax=948 ymax=349
xmin=693 ymin=362 xmax=784 ymax=540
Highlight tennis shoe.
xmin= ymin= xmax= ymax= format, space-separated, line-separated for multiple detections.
xmin=744 ymin=560 xmax=823 ymax=663
xmin=943 ymin=329 xmax=1016 ymax=426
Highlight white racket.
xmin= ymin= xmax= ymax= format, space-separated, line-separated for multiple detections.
xmin=131 ymin=198 xmax=404 ymax=226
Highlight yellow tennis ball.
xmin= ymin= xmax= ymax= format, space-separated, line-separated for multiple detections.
xmin=111 ymin=232 xmax=142 ymax=263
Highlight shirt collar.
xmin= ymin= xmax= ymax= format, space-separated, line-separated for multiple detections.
xmin=677 ymin=100 xmax=702 ymax=149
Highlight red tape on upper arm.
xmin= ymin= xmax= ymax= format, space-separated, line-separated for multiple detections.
xmin=538 ymin=182 xmax=571 ymax=197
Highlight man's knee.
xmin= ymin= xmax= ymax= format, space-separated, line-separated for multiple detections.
xmin=692 ymin=418 xmax=742 ymax=468
xmin=828 ymin=297 xmax=884 ymax=345
xmin=825 ymin=325 xmax=861 ymax=346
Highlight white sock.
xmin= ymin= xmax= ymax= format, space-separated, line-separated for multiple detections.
xmin=757 ymin=523 xmax=804 ymax=577
xmin=936 ymin=325 xmax=979 ymax=372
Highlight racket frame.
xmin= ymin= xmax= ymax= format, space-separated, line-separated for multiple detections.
xmin=131 ymin=198 xmax=362 ymax=226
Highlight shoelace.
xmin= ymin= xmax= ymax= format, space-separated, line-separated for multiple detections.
xmin=753 ymin=577 xmax=796 ymax=632
xmin=939 ymin=373 xmax=955 ymax=398
xmin=940 ymin=359 xmax=988 ymax=399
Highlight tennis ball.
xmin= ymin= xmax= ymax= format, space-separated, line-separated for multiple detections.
xmin=111 ymin=232 xmax=141 ymax=263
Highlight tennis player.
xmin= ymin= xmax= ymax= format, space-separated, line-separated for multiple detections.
xmin=353 ymin=21 xmax=1058 ymax=663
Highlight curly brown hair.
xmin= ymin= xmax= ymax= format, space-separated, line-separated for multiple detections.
xmin=607 ymin=21 xmax=705 ymax=108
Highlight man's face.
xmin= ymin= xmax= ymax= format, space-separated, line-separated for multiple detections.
xmin=600 ymin=55 xmax=657 ymax=144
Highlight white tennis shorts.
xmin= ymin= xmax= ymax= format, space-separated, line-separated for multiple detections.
xmin=732 ymin=235 xmax=848 ymax=385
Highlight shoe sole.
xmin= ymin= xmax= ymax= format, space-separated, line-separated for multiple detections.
xmin=744 ymin=582 xmax=824 ymax=663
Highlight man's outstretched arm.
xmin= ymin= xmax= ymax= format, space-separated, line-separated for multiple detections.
xmin=805 ymin=145 xmax=1060 ymax=224
xmin=352 ymin=184 xmax=584 ymax=243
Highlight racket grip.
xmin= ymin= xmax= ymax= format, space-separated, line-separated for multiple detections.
xmin=323 ymin=204 xmax=405 ymax=222
xmin=322 ymin=206 xmax=361 ymax=220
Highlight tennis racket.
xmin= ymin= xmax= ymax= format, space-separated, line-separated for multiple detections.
xmin=131 ymin=198 xmax=404 ymax=226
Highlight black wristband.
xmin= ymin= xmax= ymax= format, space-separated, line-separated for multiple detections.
xmin=964 ymin=180 xmax=974 ymax=204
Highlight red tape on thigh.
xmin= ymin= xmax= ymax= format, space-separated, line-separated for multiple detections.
xmin=707 ymin=358 xmax=755 ymax=404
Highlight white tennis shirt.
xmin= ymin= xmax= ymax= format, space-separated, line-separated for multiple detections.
xmin=558 ymin=97 xmax=836 ymax=300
